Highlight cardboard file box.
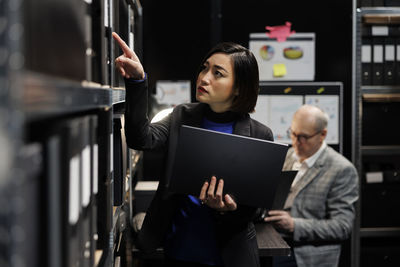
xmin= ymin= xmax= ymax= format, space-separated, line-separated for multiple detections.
xmin=249 ymin=33 xmax=315 ymax=81
xmin=133 ymin=181 xmax=159 ymax=213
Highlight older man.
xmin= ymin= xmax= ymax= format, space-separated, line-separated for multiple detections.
xmin=265 ymin=105 xmax=359 ymax=267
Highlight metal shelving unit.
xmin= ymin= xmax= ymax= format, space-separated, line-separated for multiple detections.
xmin=22 ymin=72 xmax=113 ymax=121
xmin=360 ymin=227 xmax=400 ymax=237
xmin=353 ymin=3 xmax=400 ymax=267
xmin=361 ymin=145 xmax=400 ymax=155
xmin=0 ymin=0 xmax=143 ymax=267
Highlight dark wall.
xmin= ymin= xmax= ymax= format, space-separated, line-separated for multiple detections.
xmin=220 ymin=0 xmax=353 ymax=160
xmin=141 ymin=0 xmax=353 ymax=159
xmin=221 ymin=0 xmax=353 ymax=83
xmin=141 ymin=0 xmax=212 ymax=93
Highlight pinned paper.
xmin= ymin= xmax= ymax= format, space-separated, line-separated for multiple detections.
xmin=273 ymin=63 xmax=287 ymax=77
xmin=266 ymin=21 xmax=296 ymax=42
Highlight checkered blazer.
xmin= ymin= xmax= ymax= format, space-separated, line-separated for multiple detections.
xmin=282 ymin=146 xmax=359 ymax=267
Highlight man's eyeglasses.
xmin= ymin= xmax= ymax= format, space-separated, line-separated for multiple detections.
xmin=287 ymin=128 xmax=321 ymax=143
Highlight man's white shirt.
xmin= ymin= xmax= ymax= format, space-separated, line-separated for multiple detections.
xmin=291 ymin=141 xmax=327 ymax=187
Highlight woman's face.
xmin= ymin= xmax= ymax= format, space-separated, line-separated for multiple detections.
xmin=196 ymin=53 xmax=237 ymax=113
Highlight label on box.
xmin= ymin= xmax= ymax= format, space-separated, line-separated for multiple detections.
xmin=366 ymin=172 xmax=384 ymax=183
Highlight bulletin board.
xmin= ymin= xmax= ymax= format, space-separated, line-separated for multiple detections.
xmin=249 ymin=33 xmax=315 ymax=81
xmin=251 ymin=82 xmax=343 ymax=153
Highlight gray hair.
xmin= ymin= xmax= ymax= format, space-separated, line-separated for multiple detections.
xmin=313 ymin=107 xmax=329 ymax=132
xmin=295 ymin=104 xmax=329 ymax=132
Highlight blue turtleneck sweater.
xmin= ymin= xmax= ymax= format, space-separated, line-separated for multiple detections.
xmin=164 ymin=108 xmax=238 ymax=266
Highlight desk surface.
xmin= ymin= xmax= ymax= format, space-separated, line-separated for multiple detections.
xmin=132 ymin=223 xmax=290 ymax=259
xmin=255 ymin=223 xmax=291 ymax=257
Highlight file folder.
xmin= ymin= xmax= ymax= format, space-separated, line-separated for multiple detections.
xmin=113 ymin=115 xmax=124 ymax=206
xmin=372 ymin=37 xmax=384 ymax=85
xmin=91 ymin=0 xmax=107 ymax=84
xmin=89 ymin=115 xmax=98 ymax=267
xmin=96 ymin=110 xmax=113 ymax=250
xmin=396 ymin=38 xmax=400 ymax=84
xmin=16 ymin=144 xmax=42 ymax=267
xmin=79 ymin=117 xmax=91 ymax=267
xmin=59 ymin=118 xmax=83 ymax=267
xmin=384 ymin=37 xmax=396 ymax=85
xmin=45 ymin=135 xmax=63 ymax=267
xmin=389 ymin=25 xmax=400 ymax=36
xmin=33 ymin=121 xmax=74 ymax=267
xmin=362 ymin=25 xmax=372 ymax=37
xmin=120 ymin=115 xmax=128 ymax=196
xmin=362 ymin=37 xmax=373 ymax=85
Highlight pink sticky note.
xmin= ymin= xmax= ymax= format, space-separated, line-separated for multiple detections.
xmin=266 ymin=21 xmax=296 ymax=42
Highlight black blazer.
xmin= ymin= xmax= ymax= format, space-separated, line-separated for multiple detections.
xmin=124 ymin=78 xmax=274 ymax=267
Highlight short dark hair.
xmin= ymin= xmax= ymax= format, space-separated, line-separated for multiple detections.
xmin=197 ymin=42 xmax=259 ymax=114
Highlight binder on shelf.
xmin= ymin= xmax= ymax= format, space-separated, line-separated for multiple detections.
xmin=60 ymin=118 xmax=83 ymax=267
xmin=372 ymin=37 xmax=384 ymax=85
xmin=96 ymin=110 xmax=113 ymax=251
xmin=362 ymin=25 xmax=372 ymax=37
xmin=31 ymin=121 xmax=78 ymax=267
xmin=89 ymin=115 xmax=98 ymax=267
xmin=116 ymin=0 xmax=130 ymax=88
xmin=389 ymin=25 xmax=400 ymax=36
xmin=121 ymin=115 xmax=128 ymax=196
xmin=45 ymin=134 xmax=63 ymax=267
xmin=395 ymin=38 xmax=400 ymax=83
xmin=84 ymin=1 xmax=93 ymax=83
xmin=113 ymin=113 xmax=129 ymax=206
xmin=121 ymin=115 xmax=130 ymax=193
xmin=14 ymin=144 xmax=42 ymax=267
xmin=362 ymin=37 xmax=373 ymax=85
xmin=384 ymin=37 xmax=396 ymax=85
xmin=113 ymin=115 xmax=124 ymax=206
xmin=90 ymin=0 xmax=106 ymax=84
xmin=128 ymin=4 xmax=135 ymax=52
xmin=79 ymin=116 xmax=92 ymax=267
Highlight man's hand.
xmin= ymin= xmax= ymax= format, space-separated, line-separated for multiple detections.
xmin=199 ymin=176 xmax=237 ymax=212
xmin=112 ymin=32 xmax=145 ymax=80
xmin=264 ymin=210 xmax=294 ymax=233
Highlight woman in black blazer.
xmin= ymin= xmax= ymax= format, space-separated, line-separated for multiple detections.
xmin=113 ymin=32 xmax=273 ymax=267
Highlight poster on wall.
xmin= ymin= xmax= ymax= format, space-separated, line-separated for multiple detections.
xmin=254 ymin=82 xmax=343 ymax=151
xmin=251 ymin=95 xmax=270 ymax=129
xmin=252 ymin=95 xmax=303 ymax=144
xmin=155 ymin=80 xmax=191 ymax=107
xmin=249 ymin=33 xmax=315 ymax=81
xmin=305 ymin=95 xmax=339 ymax=144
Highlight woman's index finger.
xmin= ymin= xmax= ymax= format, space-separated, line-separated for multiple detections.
xmin=112 ymin=32 xmax=132 ymax=56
